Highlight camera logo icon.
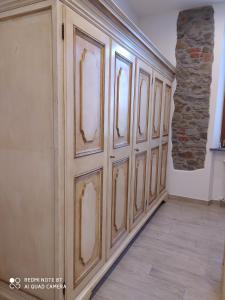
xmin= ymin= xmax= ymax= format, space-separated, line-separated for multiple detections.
xmin=9 ymin=278 xmax=21 ymax=290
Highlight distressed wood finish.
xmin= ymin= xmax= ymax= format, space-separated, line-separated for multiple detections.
xmin=149 ymin=147 xmax=160 ymax=205
xmin=107 ymin=42 xmax=135 ymax=257
xmin=111 ymin=159 xmax=129 ymax=247
xmin=130 ymin=59 xmax=152 ymax=228
xmin=159 ymin=143 xmax=168 ymax=193
xmin=0 ymin=0 xmax=45 ymax=12
xmin=64 ymin=7 xmax=110 ymax=299
xmin=136 ymin=69 xmax=151 ymax=143
xmin=74 ymin=29 xmax=104 ymax=157
xmin=132 ymin=152 xmax=147 ymax=224
xmin=152 ymin=77 xmax=163 ymax=139
xmin=74 ymin=169 xmax=103 ymax=286
xmin=113 ymin=54 xmax=132 ymax=148
xmin=163 ymin=84 xmax=172 ymax=136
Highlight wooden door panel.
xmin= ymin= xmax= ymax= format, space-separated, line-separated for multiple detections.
xmin=133 ymin=152 xmax=147 ymax=223
xmin=74 ymin=169 xmax=103 ymax=286
xmin=130 ymin=59 xmax=152 ymax=228
xmin=107 ymin=42 xmax=135 ymax=256
xmin=113 ymin=54 xmax=132 ymax=148
xmin=152 ymin=78 xmax=163 ymax=139
xmin=74 ymin=29 xmax=104 ymax=157
xmin=149 ymin=147 xmax=159 ymax=204
xmin=65 ymin=7 xmax=110 ymax=299
xmin=136 ymin=70 xmax=150 ymax=143
xmin=111 ymin=159 xmax=129 ymax=247
xmin=163 ymin=85 xmax=172 ymax=136
xmin=160 ymin=144 xmax=168 ymax=192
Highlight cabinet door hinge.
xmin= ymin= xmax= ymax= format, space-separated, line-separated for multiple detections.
xmin=62 ymin=23 xmax=64 ymax=40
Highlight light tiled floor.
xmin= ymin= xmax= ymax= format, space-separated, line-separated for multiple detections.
xmin=93 ymin=199 xmax=225 ymax=300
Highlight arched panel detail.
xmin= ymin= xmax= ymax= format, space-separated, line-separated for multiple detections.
xmin=114 ymin=168 xmax=126 ymax=231
xmin=74 ymin=169 xmax=103 ymax=286
xmin=152 ymin=79 xmax=163 ymax=139
xmin=163 ymin=85 xmax=171 ymax=136
xmin=160 ymin=144 xmax=168 ymax=192
xmin=80 ymin=48 xmax=99 ymax=143
xmin=149 ymin=147 xmax=159 ymax=203
xmin=111 ymin=159 xmax=129 ymax=247
xmin=138 ymin=79 xmax=148 ymax=135
xmin=113 ymin=54 xmax=132 ymax=148
xmin=116 ymin=67 xmax=129 ymax=138
xmin=74 ymin=29 xmax=104 ymax=157
xmin=132 ymin=151 xmax=147 ymax=224
xmin=80 ymin=182 xmax=97 ymax=265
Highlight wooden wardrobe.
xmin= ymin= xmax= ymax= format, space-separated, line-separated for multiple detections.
xmin=0 ymin=1 xmax=175 ymax=300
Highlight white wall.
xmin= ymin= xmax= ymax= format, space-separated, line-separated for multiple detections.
xmin=139 ymin=11 xmax=178 ymax=66
xmin=211 ymin=152 xmax=225 ymax=201
xmin=113 ymin=0 xmax=139 ymax=24
xmin=139 ymin=4 xmax=225 ymax=201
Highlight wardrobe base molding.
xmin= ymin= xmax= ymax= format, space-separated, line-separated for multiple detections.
xmin=75 ymin=192 xmax=167 ymax=300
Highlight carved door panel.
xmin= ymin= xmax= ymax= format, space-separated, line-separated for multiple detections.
xmin=135 ymin=67 xmax=151 ymax=144
xmin=163 ymin=84 xmax=172 ymax=136
xmin=148 ymin=147 xmax=160 ymax=205
xmin=107 ymin=41 xmax=135 ymax=257
xmin=111 ymin=159 xmax=129 ymax=247
xmin=159 ymin=143 xmax=168 ymax=193
xmin=130 ymin=59 xmax=152 ymax=229
xmin=152 ymin=76 xmax=163 ymax=139
xmin=131 ymin=152 xmax=147 ymax=226
xmin=65 ymin=8 xmax=110 ymax=298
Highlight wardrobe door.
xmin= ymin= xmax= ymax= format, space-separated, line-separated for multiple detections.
xmin=163 ymin=84 xmax=172 ymax=136
xmin=148 ymin=146 xmax=160 ymax=205
xmin=152 ymin=74 xmax=163 ymax=139
xmin=159 ymin=143 xmax=168 ymax=193
xmin=130 ymin=60 xmax=152 ymax=229
xmin=107 ymin=41 xmax=135 ymax=256
xmin=147 ymin=72 xmax=165 ymax=207
xmin=64 ymin=7 xmax=110 ymax=298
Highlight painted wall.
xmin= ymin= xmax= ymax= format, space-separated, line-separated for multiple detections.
xmin=139 ymin=10 xmax=178 ymax=66
xmin=211 ymin=152 xmax=225 ymax=201
xmin=113 ymin=0 xmax=139 ymax=24
xmin=139 ymin=4 xmax=225 ymax=201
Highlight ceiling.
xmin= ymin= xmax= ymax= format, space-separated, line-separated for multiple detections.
xmin=124 ymin=0 xmax=225 ymax=17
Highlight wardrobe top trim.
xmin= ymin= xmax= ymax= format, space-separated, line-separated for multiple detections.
xmin=64 ymin=0 xmax=175 ymax=78
xmin=0 ymin=0 xmax=176 ymax=78
xmin=97 ymin=0 xmax=175 ymax=72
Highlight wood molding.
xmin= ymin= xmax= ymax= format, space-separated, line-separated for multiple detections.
xmin=149 ymin=147 xmax=160 ymax=203
xmin=111 ymin=158 xmax=129 ymax=247
xmin=74 ymin=168 xmax=103 ymax=287
xmin=61 ymin=0 xmax=175 ymax=80
xmin=0 ymin=0 xmax=47 ymax=13
xmin=93 ymin=0 xmax=175 ymax=72
xmin=0 ymin=1 xmax=175 ymax=80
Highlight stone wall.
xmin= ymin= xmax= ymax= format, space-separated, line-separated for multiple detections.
xmin=172 ymin=6 xmax=214 ymax=170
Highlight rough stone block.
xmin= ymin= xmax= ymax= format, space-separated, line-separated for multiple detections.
xmin=172 ymin=6 xmax=214 ymax=170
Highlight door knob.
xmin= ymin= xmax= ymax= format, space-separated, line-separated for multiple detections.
xmin=134 ymin=148 xmax=140 ymax=152
xmin=110 ymin=155 xmax=115 ymax=159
